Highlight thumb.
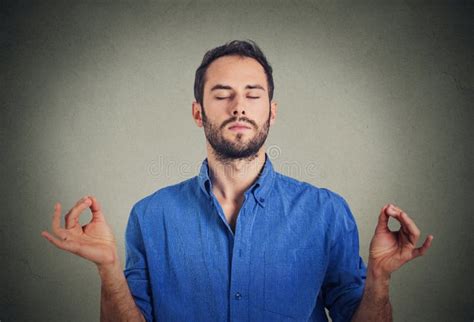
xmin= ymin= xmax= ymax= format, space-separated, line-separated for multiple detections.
xmin=86 ymin=195 xmax=106 ymax=222
xmin=374 ymin=204 xmax=391 ymax=234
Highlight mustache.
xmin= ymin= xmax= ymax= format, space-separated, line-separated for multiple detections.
xmin=220 ymin=116 xmax=257 ymax=130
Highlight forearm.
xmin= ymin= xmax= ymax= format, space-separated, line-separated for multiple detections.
xmin=351 ymin=268 xmax=392 ymax=322
xmin=98 ymin=260 xmax=145 ymax=322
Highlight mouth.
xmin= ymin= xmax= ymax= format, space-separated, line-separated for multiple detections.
xmin=228 ymin=122 xmax=252 ymax=131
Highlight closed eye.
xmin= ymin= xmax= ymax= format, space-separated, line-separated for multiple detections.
xmin=215 ymin=96 xmax=260 ymax=100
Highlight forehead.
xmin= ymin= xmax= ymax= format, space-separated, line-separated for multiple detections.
xmin=204 ymin=55 xmax=267 ymax=90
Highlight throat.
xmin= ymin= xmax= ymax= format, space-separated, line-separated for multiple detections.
xmin=216 ymin=196 xmax=244 ymax=233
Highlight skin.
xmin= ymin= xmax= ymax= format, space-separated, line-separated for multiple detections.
xmin=42 ymin=55 xmax=433 ymax=321
xmin=351 ymin=204 xmax=433 ymax=321
xmin=191 ymin=55 xmax=277 ymax=230
xmin=41 ymin=197 xmax=145 ymax=322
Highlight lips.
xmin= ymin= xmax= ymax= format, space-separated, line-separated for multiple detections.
xmin=228 ymin=122 xmax=251 ymax=130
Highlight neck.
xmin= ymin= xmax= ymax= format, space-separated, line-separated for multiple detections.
xmin=206 ymin=145 xmax=266 ymax=203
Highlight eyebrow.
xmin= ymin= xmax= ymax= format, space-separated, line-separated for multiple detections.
xmin=210 ymin=84 xmax=266 ymax=91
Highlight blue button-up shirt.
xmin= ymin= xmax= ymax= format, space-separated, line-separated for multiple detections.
xmin=124 ymin=154 xmax=367 ymax=322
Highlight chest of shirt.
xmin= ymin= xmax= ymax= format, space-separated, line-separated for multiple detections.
xmin=139 ymin=194 xmax=332 ymax=319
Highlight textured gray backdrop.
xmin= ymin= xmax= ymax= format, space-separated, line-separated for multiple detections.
xmin=1 ymin=1 xmax=473 ymax=321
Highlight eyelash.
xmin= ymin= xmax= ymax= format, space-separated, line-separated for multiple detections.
xmin=215 ymin=96 xmax=260 ymax=100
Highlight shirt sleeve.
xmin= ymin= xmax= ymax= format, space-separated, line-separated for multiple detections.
xmin=124 ymin=204 xmax=154 ymax=322
xmin=321 ymin=195 xmax=367 ymax=322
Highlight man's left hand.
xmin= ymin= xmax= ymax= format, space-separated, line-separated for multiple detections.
xmin=368 ymin=203 xmax=434 ymax=279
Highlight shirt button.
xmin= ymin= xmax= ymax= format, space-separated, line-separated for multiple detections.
xmin=234 ymin=292 xmax=242 ymax=300
xmin=259 ymin=197 xmax=265 ymax=203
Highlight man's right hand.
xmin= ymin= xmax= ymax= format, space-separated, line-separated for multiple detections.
xmin=41 ymin=196 xmax=118 ymax=268
xmin=42 ymin=196 xmax=146 ymax=322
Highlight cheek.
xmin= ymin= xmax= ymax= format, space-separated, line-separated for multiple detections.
xmin=254 ymin=108 xmax=271 ymax=124
xmin=203 ymin=104 xmax=228 ymax=120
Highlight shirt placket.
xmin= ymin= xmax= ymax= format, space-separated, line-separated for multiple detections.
xmin=210 ymin=190 xmax=255 ymax=322
xmin=229 ymin=192 xmax=257 ymax=322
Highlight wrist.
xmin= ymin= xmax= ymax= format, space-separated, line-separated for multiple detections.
xmin=366 ymin=261 xmax=391 ymax=294
xmin=97 ymin=257 xmax=122 ymax=280
xmin=367 ymin=258 xmax=391 ymax=281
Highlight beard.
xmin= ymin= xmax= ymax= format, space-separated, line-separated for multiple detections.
xmin=201 ymin=107 xmax=271 ymax=163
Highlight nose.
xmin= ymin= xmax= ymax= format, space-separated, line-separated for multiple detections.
xmin=233 ymin=109 xmax=246 ymax=116
xmin=232 ymin=95 xmax=246 ymax=116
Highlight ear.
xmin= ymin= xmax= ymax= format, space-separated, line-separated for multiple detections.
xmin=192 ymin=100 xmax=204 ymax=127
xmin=269 ymin=100 xmax=278 ymax=126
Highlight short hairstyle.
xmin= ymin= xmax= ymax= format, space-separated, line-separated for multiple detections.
xmin=193 ymin=40 xmax=274 ymax=106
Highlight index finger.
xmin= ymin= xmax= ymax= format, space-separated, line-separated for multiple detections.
xmin=64 ymin=197 xmax=92 ymax=229
xmin=386 ymin=205 xmax=421 ymax=245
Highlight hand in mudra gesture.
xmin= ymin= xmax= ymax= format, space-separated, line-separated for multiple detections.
xmin=41 ymin=196 xmax=118 ymax=267
xmin=368 ymin=203 xmax=434 ymax=278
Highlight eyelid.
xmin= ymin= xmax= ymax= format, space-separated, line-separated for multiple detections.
xmin=214 ymin=95 xmax=260 ymax=100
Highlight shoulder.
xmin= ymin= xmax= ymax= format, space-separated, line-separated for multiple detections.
xmin=273 ymin=171 xmax=346 ymax=207
xmin=130 ymin=177 xmax=198 ymax=217
xmin=273 ymin=172 xmax=356 ymax=227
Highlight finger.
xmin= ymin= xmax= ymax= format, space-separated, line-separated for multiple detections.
xmin=388 ymin=204 xmax=402 ymax=213
xmin=385 ymin=204 xmax=403 ymax=217
xmin=412 ymin=235 xmax=434 ymax=258
xmin=397 ymin=211 xmax=421 ymax=245
xmin=51 ymin=202 xmax=66 ymax=239
xmin=374 ymin=204 xmax=392 ymax=234
xmin=65 ymin=196 xmax=92 ymax=229
xmin=41 ymin=231 xmax=78 ymax=253
xmin=87 ymin=195 xmax=106 ymax=222
xmin=41 ymin=230 xmax=67 ymax=250
xmin=386 ymin=205 xmax=421 ymax=245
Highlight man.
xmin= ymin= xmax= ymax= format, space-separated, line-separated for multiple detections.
xmin=42 ymin=40 xmax=433 ymax=322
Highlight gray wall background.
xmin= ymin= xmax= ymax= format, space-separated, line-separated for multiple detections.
xmin=1 ymin=1 xmax=473 ymax=321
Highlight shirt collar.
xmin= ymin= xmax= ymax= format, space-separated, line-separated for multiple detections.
xmin=197 ymin=153 xmax=276 ymax=208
